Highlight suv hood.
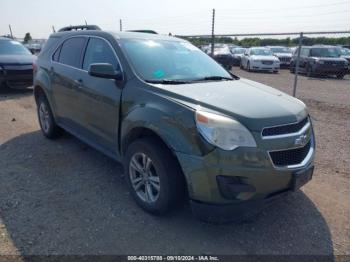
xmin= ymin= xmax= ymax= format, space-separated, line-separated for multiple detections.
xmin=311 ymin=57 xmax=347 ymax=62
xmin=155 ymin=79 xmax=307 ymax=131
xmin=0 ymin=54 xmax=35 ymax=65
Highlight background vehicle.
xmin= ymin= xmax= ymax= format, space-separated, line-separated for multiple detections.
xmin=34 ymin=27 xmax=314 ymax=223
xmin=267 ymin=46 xmax=292 ymax=67
xmin=212 ymin=46 xmax=235 ymax=70
xmin=290 ymin=45 xmax=348 ymax=79
xmin=241 ymin=47 xmax=280 ymax=73
xmin=230 ymin=47 xmax=246 ymax=66
xmin=338 ymin=47 xmax=350 ymax=62
xmin=0 ymin=37 xmax=35 ymax=89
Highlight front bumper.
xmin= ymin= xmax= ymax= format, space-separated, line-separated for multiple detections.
xmin=312 ymin=64 xmax=348 ymax=75
xmin=175 ymin=125 xmax=315 ymax=222
xmin=0 ymin=65 xmax=33 ymax=88
xmin=250 ymin=61 xmax=280 ymax=71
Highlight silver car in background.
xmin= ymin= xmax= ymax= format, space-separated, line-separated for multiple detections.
xmin=240 ymin=47 xmax=280 ymax=73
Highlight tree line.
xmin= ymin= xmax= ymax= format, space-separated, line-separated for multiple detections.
xmin=182 ymin=36 xmax=350 ymax=47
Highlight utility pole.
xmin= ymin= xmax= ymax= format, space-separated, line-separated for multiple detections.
xmin=8 ymin=25 xmax=13 ymax=39
xmin=85 ymin=20 xmax=88 ymax=26
xmin=293 ymin=32 xmax=303 ymax=97
xmin=52 ymin=26 xmax=56 ymax=33
xmin=211 ymin=9 xmax=215 ymax=57
xmin=119 ymin=19 xmax=123 ymax=31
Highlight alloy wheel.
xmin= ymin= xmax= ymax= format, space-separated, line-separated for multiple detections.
xmin=39 ymin=102 xmax=50 ymax=133
xmin=129 ymin=152 xmax=160 ymax=203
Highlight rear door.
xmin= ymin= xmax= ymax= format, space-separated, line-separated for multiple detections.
xmin=51 ymin=36 xmax=88 ymax=129
xmin=78 ymin=37 xmax=123 ymax=154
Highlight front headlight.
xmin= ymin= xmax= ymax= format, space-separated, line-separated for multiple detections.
xmin=195 ymin=110 xmax=257 ymax=151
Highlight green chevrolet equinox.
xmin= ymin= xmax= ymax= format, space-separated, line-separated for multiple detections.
xmin=33 ymin=26 xmax=315 ymax=223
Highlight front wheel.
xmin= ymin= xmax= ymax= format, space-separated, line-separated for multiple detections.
xmin=124 ymin=138 xmax=185 ymax=215
xmin=247 ymin=61 xmax=251 ymax=72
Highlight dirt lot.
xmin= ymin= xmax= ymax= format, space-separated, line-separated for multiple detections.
xmin=0 ymin=69 xmax=349 ymax=257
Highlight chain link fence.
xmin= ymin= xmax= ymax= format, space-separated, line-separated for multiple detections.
xmin=179 ymin=31 xmax=350 ymax=98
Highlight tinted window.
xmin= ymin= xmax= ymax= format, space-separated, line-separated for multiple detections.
xmin=83 ymin=38 xmax=120 ymax=71
xmin=59 ymin=37 xmax=86 ymax=68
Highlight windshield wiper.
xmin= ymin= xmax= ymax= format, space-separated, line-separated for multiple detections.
xmin=195 ymin=76 xmax=234 ymax=81
xmin=145 ymin=79 xmax=190 ymax=85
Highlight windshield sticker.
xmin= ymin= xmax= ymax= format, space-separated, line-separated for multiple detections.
xmin=153 ymin=69 xmax=165 ymax=78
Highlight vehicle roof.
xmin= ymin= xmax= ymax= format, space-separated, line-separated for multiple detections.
xmin=0 ymin=37 xmax=12 ymax=41
xmin=250 ymin=46 xmax=269 ymax=49
xmin=49 ymin=30 xmax=185 ymax=42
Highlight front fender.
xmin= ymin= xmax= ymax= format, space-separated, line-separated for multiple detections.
xmin=121 ymin=103 xmax=206 ymax=157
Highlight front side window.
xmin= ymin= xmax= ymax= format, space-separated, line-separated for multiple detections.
xmin=120 ymin=39 xmax=231 ymax=82
xmin=83 ymin=38 xmax=120 ymax=71
xmin=59 ymin=37 xmax=86 ymax=68
xmin=0 ymin=40 xmax=31 ymax=55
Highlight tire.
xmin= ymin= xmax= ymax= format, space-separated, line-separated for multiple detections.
xmin=306 ymin=65 xmax=313 ymax=77
xmin=124 ymin=137 xmax=185 ymax=215
xmin=336 ymin=73 xmax=345 ymax=79
xmin=290 ymin=63 xmax=295 ymax=73
xmin=273 ymin=70 xmax=278 ymax=74
xmin=37 ymin=95 xmax=62 ymax=139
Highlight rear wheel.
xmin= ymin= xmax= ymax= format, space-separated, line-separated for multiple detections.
xmin=336 ymin=73 xmax=345 ymax=79
xmin=124 ymin=137 xmax=185 ymax=215
xmin=37 ymin=95 xmax=62 ymax=139
xmin=247 ymin=61 xmax=251 ymax=72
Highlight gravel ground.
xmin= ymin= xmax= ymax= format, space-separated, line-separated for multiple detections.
xmin=0 ymin=69 xmax=349 ymax=257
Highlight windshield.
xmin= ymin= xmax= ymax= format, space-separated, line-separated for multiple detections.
xmin=121 ymin=39 xmax=232 ymax=82
xmin=250 ymin=48 xmax=273 ymax=56
xmin=270 ymin=47 xmax=291 ymax=54
xmin=232 ymin=48 xmax=245 ymax=54
xmin=310 ymin=48 xmax=340 ymax=58
xmin=339 ymin=48 xmax=350 ymax=56
xmin=0 ymin=40 xmax=31 ymax=55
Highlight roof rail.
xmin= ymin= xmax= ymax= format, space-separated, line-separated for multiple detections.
xmin=127 ymin=30 xmax=158 ymax=34
xmin=58 ymin=25 xmax=101 ymax=32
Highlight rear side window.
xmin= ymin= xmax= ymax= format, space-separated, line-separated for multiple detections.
xmin=59 ymin=37 xmax=86 ymax=68
xmin=83 ymin=38 xmax=120 ymax=71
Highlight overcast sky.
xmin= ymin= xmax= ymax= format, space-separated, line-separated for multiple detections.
xmin=1 ymin=0 xmax=349 ymax=39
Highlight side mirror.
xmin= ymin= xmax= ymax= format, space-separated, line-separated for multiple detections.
xmin=88 ymin=63 xmax=123 ymax=80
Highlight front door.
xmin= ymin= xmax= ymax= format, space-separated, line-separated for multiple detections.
xmin=78 ymin=37 xmax=123 ymax=154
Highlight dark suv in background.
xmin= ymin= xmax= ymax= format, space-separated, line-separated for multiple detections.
xmin=33 ymin=25 xmax=315 ymax=223
xmin=290 ymin=45 xmax=348 ymax=79
xmin=0 ymin=37 xmax=35 ymax=89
